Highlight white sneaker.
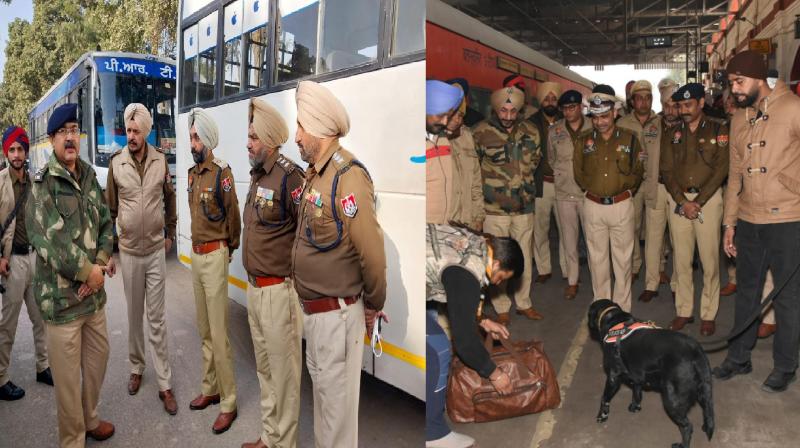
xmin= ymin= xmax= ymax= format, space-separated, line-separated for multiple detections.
xmin=426 ymin=431 xmax=476 ymax=448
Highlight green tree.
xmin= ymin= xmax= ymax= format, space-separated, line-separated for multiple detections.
xmin=0 ymin=0 xmax=177 ymax=129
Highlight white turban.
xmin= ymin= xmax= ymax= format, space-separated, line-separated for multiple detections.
xmin=295 ymin=81 xmax=350 ymax=138
xmin=249 ymin=98 xmax=288 ymax=149
xmin=188 ymin=107 xmax=219 ymax=150
xmin=124 ymin=103 xmax=152 ymax=137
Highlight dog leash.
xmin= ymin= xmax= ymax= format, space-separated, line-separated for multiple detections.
xmin=700 ymin=256 xmax=800 ymax=352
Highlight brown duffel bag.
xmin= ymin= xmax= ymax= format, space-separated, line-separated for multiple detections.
xmin=446 ymin=336 xmax=561 ymax=423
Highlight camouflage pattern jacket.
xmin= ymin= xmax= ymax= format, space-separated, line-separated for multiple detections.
xmin=26 ymin=154 xmax=114 ymax=324
xmin=426 ymin=224 xmax=488 ymax=303
xmin=473 ymin=116 xmax=542 ymax=215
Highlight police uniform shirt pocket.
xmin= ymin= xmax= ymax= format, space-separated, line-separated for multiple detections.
xmin=255 ymin=195 xmax=283 ymax=225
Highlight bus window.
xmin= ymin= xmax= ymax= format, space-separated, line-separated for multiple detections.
xmin=276 ymin=0 xmax=319 ymax=83
xmin=197 ymin=12 xmax=218 ymax=103
xmin=391 ymin=0 xmax=424 ymax=57
xmin=223 ymin=0 xmax=244 ymax=96
xmin=154 ymin=81 xmax=177 ymax=167
xmin=243 ymin=0 xmax=269 ymax=90
xmin=319 ymin=0 xmax=380 ymax=74
xmin=182 ymin=24 xmax=199 ymax=106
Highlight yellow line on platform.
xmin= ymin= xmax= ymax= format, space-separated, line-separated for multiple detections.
xmin=179 ymin=253 xmax=425 ymax=372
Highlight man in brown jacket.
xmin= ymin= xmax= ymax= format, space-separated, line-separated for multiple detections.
xmin=291 ymin=80 xmax=387 ymax=448
xmin=713 ymin=51 xmax=800 ymax=393
xmin=106 ymin=103 xmax=177 ymax=414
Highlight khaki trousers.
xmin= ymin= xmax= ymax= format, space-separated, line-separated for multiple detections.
xmin=667 ymin=189 xmax=723 ymax=320
xmin=120 ymin=248 xmax=172 ymax=390
xmin=533 ymin=182 xmax=566 ymax=276
xmin=643 ymin=184 xmax=671 ymax=291
xmin=47 ymin=310 xmax=109 ymax=448
xmin=484 ymin=213 xmax=534 ymax=313
xmin=247 ymin=280 xmax=303 ymax=448
xmin=582 ymin=198 xmax=634 ymax=312
xmin=191 ymin=246 xmax=237 ymax=412
xmin=632 ymin=188 xmax=645 ymax=274
xmin=555 ymin=199 xmax=583 ymax=285
xmin=304 ymin=298 xmax=365 ymax=448
xmin=0 ymin=252 xmax=48 ymax=384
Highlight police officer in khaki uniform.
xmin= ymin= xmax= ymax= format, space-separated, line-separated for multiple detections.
xmin=0 ymin=126 xmax=52 ymax=402
xmin=530 ymin=82 xmax=566 ymax=284
xmin=618 ymin=80 xmax=672 ymax=302
xmin=291 ymin=80 xmax=387 ymax=448
xmin=574 ymin=86 xmax=644 ymax=312
xmin=547 ymin=90 xmax=591 ymax=299
xmin=240 ymin=98 xmax=304 ymax=448
xmin=186 ymin=107 xmax=241 ymax=434
xmin=473 ymin=86 xmax=543 ymax=323
xmin=106 ymin=104 xmax=177 ymax=414
xmin=660 ymin=83 xmax=729 ymax=336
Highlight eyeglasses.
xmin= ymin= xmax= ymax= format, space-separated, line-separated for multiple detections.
xmin=56 ymin=128 xmax=81 ymax=136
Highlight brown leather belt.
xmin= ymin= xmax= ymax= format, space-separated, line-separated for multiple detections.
xmin=585 ymin=190 xmax=632 ymax=205
xmin=543 ymin=175 xmax=555 ymax=183
xmin=248 ymin=274 xmax=285 ymax=288
xmin=685 ymin=187 xmax=700 ymax=194
xmin=300 ymin=296 xmax=359 ymax=315
xmin=192 ymin=240 xmax=227 ymax=255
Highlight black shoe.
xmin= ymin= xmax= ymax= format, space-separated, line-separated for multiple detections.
xmin=761 ymin=370 xmax=797 ymax=393
xmin=0 ymin=381 xmax=25 ymax=401
xmin=36 ymin=368 xmax=53 ymax=386
xmin=712 ymin=359 xmax=753 ymax=380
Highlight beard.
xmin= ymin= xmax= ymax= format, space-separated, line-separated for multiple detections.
xmin=733 ymin=90 xmax=758 ymax=108
xmin=426 ymin=123 xmax=445 ymax=135
xmin=542 ymin=105 xmax=558 ymax=117
xmin=248 ymin=149 xmax=267 ymax=168
xmin=9 ymin=158 xmax=25 ymax=170
xmin=299 ymin=140 xmax=319 ymax=164
xmin=191 ymin=147 xmax=206 ymax=164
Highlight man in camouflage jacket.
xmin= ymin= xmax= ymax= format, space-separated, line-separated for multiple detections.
xmin=26 ymin=103 xmax=117 ymax=447
xmin=473 ymin=86 xmax=542 ymax=324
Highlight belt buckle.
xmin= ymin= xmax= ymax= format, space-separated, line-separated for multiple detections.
xmin=602 ymin=197 xmax=613 ymax=205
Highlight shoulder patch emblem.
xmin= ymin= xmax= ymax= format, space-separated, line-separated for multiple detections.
xmin=583 ymin=138 xmax=596 ymax=154
xmin=717 ymin=135 xmax=728 ymax=146
xmin=221 ymin=176 xmax=232 ymax=192
xmin=340 ymin=193 xmax=358 ymax=218
xmin=672 ymin=131 xmax=682 ymax=144
xmin=291 ymin=186 xmax=303 ymax=204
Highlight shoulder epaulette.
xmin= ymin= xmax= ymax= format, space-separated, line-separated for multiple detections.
xmin=276 ymin=154 xmax=297 ymax=174
xmin=109 ymin=149 xmax=123 ymax=160
xmin=34 ymin=167 xmax=48 ymax=182
xmin=212 ymin=158 xmax=229 ymax=170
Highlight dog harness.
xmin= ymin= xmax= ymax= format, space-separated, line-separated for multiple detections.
xmin=603 ymin=321 xmax=660 ymax=344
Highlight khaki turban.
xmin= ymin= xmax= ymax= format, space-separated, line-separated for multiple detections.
xmin=490 ymin=86 xmax=525 ymax=112
xmin=657 ymin=78 xmax=678 ymax=105
xmin=450 ymin=82 xmax=467 ymax=115
xmin=249 ymin=98 xmax=289 ymax=149
xmin=536 ymin=81 xmax=562 ymax=104
xmin=188 ymin=107 xmax=219 ymax=150
xmin=124 ymin=103 xmax=153 ymax=138
xmin=296 ymin=80 xmax=350 ymax=138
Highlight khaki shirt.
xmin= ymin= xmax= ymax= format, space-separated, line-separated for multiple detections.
xmin=187 ymin=155 xmax=241 ymax=251
xmin=107 ymin=144 xmax=177 ymax=255
xmin=242 ymin=150 xmax=304 ymax=278
xmin=660 ymin=116 xmax=730 ymax=206
xmin=425 ymin=133 xmax=454 ymax=224
xmin=618 ymin=111 xmax=663 ymax=207
xmin=548 ymin=117 xmax=591 ymax=201
xmin=291 ymin=141 xmax=387 ymax=310
xmin=573 ymin=126 xmax=644 ymax=197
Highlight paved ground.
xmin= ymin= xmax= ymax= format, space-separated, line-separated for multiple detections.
xmin=0 ymin=250 xmax=423 ymax=448
xmin=450 ymin=229 xmax=800 ymax=448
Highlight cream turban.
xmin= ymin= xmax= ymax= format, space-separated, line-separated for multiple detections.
xmin=536 ymin=81 xmax=562 ymax=104
xmin=490 ymin=86 xmax=525 ymax=112
xmin=657 ymin=78 xmax=678 ymax=105
xmin=188 ymin=107 xmax=219 ymax=150
xmin=249 ymin=98 xmax=289 ymax=149
xmin=295 ymin=80 xmax=350 ymax=138
xmin=124 ymin=103 xmax=152 ymax=137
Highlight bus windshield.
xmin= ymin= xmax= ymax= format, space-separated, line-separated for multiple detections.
xmin=95 ymin=71 xmax=176 ymax=168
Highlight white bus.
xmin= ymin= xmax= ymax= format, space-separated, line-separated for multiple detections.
xmin=28 ymin=52 xmax=178 ymax=187
xmin=177 ymin=0 xmax=425 ymax=399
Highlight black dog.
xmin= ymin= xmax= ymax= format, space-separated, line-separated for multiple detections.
xmin=588 ymin=299 xmax=714 ymax=448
